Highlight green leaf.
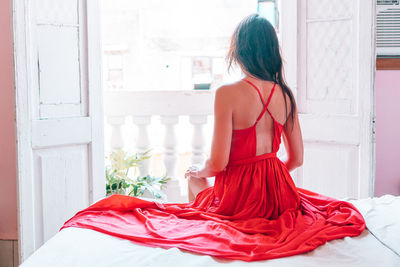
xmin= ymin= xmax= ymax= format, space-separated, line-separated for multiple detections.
xmin=105 ymin=148 xmax=171 ymax=199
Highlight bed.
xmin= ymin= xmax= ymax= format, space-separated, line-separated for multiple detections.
xmin=21 ymin=194 xmax=400 ymax=267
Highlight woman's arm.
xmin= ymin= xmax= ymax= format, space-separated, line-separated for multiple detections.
xmin=185 ymin=86 xmax=233 ymax=179
xmin=282 ymin=109 xmax=304 ymax=172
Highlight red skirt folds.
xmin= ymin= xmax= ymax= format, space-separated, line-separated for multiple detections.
xmin=61 ymin=156 xmax=366 ymax=261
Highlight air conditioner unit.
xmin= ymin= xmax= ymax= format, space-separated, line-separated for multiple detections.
xmin=376 ymin=0 xmax=400 ymax=56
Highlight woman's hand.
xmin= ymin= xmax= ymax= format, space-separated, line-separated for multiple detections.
xmin=184 ymin=165 xmax=203 ymax=179
xmin=185 ymin=165 xmax=211 ymax=202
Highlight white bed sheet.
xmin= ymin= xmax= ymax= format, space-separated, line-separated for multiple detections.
xmin=347 ymin=194 xmax=400 ymax=256
xmin=22 ymin=195 xmax=400 ymax=267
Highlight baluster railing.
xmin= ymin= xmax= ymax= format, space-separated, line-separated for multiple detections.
xmin=107 ymin=116 xmax=125 ymax=150
xmin=160 ymin=115 xmax=183 ymax=202
xmin=161 ymin=115 xmax=179 ymax=177
xmin=105 ymin=90 xmax=215 ymax=202
xmin=189 ymin=115 xmax=208 ymax=165
xmin=132 ymin=115 xmax=151 ymax=176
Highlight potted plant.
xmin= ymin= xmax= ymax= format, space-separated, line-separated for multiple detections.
xmin=105 ymin=149 xmax=170 ymax=200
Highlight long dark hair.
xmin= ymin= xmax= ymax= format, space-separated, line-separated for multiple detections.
xmin=227 ymin=14 xmax=296 ymax=127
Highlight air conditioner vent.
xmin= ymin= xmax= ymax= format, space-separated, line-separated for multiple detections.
xmin=376 ymin=3 xmax=400 ymax=56
xmin=377 ymin=0 xmax=399 ymax=5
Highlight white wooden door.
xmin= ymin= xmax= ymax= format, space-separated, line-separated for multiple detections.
xmin=281 ymin=0 xmax=376 ymax=199
xmin=13 ymin=0 xmax=104 ymax=261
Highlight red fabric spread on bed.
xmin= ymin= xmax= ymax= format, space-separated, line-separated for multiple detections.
xmin=61 ymin=80 xmax=366 ymax=261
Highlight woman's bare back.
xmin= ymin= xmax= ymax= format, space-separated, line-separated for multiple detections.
xmin=227 ymin=78 xmax=291 ymax=155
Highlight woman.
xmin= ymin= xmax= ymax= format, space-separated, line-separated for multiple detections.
xmin=185 ymin=13 xmax=303 ymax=206
xmin=62 ymin=14 xmax=366 ymax=261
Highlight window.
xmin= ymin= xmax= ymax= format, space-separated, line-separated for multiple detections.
xmin=258 ymin=0 xmax=279 ymax=31
xmin=100 ymin=0 xmax=286 ymax=91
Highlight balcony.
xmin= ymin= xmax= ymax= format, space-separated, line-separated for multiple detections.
xmin=104 ymin=90 xmax=216 ymax=202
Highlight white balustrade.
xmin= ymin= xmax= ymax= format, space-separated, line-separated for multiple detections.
xmin=189 ymin=115 xmax=208 ymax=165
xmin=160 ymin=115 xmax=179 ymax=178
xmin=104 ymin=90 xmax=215 ymax=202
xmin=132 ymin=115 xmax=151 ymax=176
xmin=107 ymin=116 xmax=125 ymax=149
xmin=160 ymin=115 xmax=181 ymax=203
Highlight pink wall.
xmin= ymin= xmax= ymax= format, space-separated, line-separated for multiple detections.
xmin=375 ymin=70 xmax=400 ymax=197
xmin=0 ymin=0 xmax=18 ymax=240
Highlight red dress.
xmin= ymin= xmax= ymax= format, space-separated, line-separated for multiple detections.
xmin=61 ymin=79 xmax=366 ymax=261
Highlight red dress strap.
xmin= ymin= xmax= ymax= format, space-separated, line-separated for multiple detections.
xmin=243 ymin=79 xmax=277 ymax=125
xmin=242 ymin=79 xmax=266 ymax=106
xmin=255 ymin=82 xmax=276 ymax=123
xmin=265 ymin=82 xmax=276 ymax=107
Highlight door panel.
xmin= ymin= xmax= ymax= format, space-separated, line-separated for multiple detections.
xmin=281 ymin=0 xmax=375 ymax=199
xmin=37 ymin=26 xmax=82 ymax=104
xmin=33 ymin=146 xmax=89 ymax=245
xmin=14 ymin=0 xmax=104 ymax=261
xmin=302 ymin=143 xmax=359 ymax=199
xmin=303 ymin=1 xmax=357 ymax=115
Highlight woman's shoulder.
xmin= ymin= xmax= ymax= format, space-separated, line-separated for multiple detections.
xmin=212 ymin=81 xmax=244 ymax=110
xmin=214 ymin=80 xmax=244 ymax=97
xmin=216 ymin=79 xmax=283 ymax=100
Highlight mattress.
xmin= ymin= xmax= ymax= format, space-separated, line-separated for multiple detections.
xmin=21 ymin=194 xmax=400 ymax=267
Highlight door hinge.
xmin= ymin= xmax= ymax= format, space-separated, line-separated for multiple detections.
xmin=372 ymin=115 xmax=376 ymax=143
